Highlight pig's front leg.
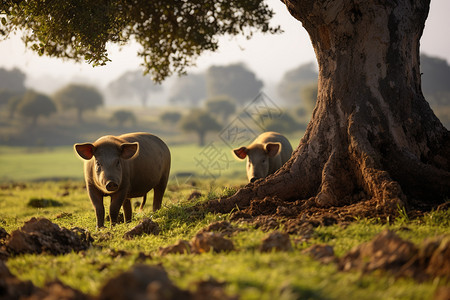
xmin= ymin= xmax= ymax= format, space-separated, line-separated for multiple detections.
xmin=109 ymin=190 xmax=127 ymax=226
xmin=87 ymin=185 xmax=105 ymax=228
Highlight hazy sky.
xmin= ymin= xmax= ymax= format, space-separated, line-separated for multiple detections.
xmin=0 ymin=0 xmax=449 ymax=93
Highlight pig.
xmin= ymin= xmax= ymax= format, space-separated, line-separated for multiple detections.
xmin=233 ymin=132 xmax=293 ymax=183
xmin=74 ymin=132 xmax=171 ymax=228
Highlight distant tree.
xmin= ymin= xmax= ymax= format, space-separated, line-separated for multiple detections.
xmin=54 ymin=84 xmax=103 ymax=122
xmin=206 ymin=63 xmax=263 ymax=104
xmin=420 ymin=54 xmax=450 ymax=106
xmin=278 ymin=62 xmax=318 ymax=106
xmin=7 ymin=94 xmax=23 ymax=119
xmin=180 ymin=109 xmax=221 ymax=146
xmin=421 ymin=54 xmax=450 ymax=96
xmin=16 ymin=90 xmax=56 ymax=125
xmin=0 ymin=68 xmax=26 ymax=93
xmin=205 ymin=96 xmax=236 ymax=124
xmin=295 ymin=106 xmax=307 ymax=118
xmin=300 ymin=83 xmax=318 ymax=115
xmin=110 ymin=109 xmax=136 ymax=127
xmin=107 ymin=70 xmax=162 ymax=107
xmin=169 ymin=73 xmax=206 ymax=107
xmin=259 ymin=112 xmax=303 ymax=134
xmin=160 ymin=111 xmax=182 ymax=126
xmin=0 ymin=89 xmax=18 ymax=108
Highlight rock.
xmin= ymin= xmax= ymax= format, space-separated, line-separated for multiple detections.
xmin=159 ymin=240 xmax=191 ymax=256
xmin=191 ymin=232 xmax=234 ymax=253
xmin=123 ymin=218 xmax=160 ymax=240
xmin=260 ymin=231 xmax=292 ymax=252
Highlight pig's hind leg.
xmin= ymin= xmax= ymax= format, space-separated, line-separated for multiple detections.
xmin=152 ymin=175 xmax=169 ymax=211
xmin=139 ymin=194 xmax=147 ymax=212
xmin=122 ymin=198 xmax=132 ymax=223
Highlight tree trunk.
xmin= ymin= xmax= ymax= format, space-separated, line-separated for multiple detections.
xmin=208 ymin=0 xmax=450 ymax=216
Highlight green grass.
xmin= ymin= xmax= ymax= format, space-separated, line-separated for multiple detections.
xmin=0 ymin=181 xmax=448 ymax=299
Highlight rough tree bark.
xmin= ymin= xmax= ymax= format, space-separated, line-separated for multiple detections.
xmin=208 ymin=0 xmax=450 ymax=215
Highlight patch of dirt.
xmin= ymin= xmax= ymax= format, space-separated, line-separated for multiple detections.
xmin=159 ymin=223 xmax=238 ymax=256
xmin=434 ymin=286 xmax=450 ymax=300
xmin=26 ymin=280 xmax=92 ymax=300
xmin=188 ymin=191 xmax=203 ymax=201
xmin=0 ymin=261 xmax=236 ymax=300
xmin=191 ymin=278 xmax=239 ymax=300
xmin=3 ymin=218 xmax=93 ymax=256
xmin=197 ymin=221 xmax=244 ymax=237
xmin=0 ymin=260 xmax=39 ymax=299
xmin=27 ymin=197 xmax=63 ymax=208
xmin=98 ymin=264 xmax=189 ymax=300
xmin=191 ymin=232 xmax=235 ymax=253
xmin=0 ymin=227 xmax=9 ymax=240
xmin=338 ymin=229 xmax=450 ymax=281
xmin=260 ymin=231 xmax=292 ymax=252
xmin=123 ymin=218 xmax=160 ymax=240
xmin=159 ymin=240 xmax=191 ymax=256
xmin=302 ymin=244 xmax=336 ymax=264
xmin=210 ymin=194 xmax=400 ymax=232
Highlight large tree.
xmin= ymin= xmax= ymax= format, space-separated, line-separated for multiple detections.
xmin=215 ymin=0 xmax=450 ymax=216
xmin=2 ymin=1 xmax=449 ymax=215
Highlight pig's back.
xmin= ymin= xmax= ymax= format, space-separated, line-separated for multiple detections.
xmin=120 ymin=132 xmax=171 ymax=196
xmin=254 ymin=132 xmax=293 ymax=164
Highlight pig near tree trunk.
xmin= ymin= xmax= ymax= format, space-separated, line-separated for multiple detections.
xmin=233 ymin=132 xmax=293 ymax=183
xmin=74 ymin=132 xmax=171 ymax=228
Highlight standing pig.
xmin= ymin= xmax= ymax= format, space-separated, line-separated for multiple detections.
xmin=233 ymin=132 xmax=293 ymax=183
xmin=74 ymin=132 xmax=171 ymax=228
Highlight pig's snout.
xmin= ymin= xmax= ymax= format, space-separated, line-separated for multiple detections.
xmin=106 ymin=181 xmax=119 ymax=192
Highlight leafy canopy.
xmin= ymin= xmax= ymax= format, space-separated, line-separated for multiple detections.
xmin=1 ymin=1 xmax=280 ymax=82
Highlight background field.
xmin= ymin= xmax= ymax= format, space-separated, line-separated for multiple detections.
xmin=0 ymin=143 xmax=249 ymax=183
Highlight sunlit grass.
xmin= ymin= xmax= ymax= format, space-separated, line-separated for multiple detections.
xmin=1 ymin=181 xmax=448 ymax=299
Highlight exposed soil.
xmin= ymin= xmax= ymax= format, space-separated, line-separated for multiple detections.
xmin=338 ymin=229 xmax=450 ymax=282
xmin=259 ymin=231 xmax=292 ymax=252
xmin=159 ymin=221 xmax=244 ymax=256
xmin=0 ymin=260 xmax=237 ymax=300
xmin=123 ymin=218 xmax=160 ymax=240
xmin=1 ymin=217 xmax=93 ymax=257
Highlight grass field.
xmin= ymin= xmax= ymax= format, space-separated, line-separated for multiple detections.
xmin=0 ymin=181 xmax=448 ymax=299
xmin=0 ymin=144 xmax=448 ymax=299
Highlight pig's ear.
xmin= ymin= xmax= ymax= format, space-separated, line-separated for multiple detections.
xmin=233 ymin=147 xmax=248 ymax=159
xmin=265 ymin=143 xmax=281 ymax=157
xmin=74 ymin=143 xmax=95 ymax=160
xmin=120 ymin=142 xmax=139 ymax=159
